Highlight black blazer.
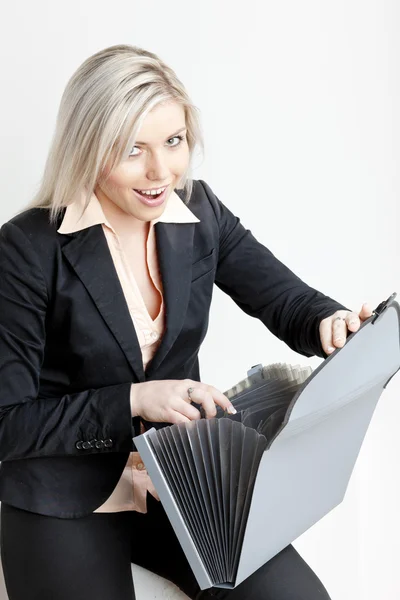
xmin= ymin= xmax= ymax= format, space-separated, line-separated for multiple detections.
xmin=0 ymin=180 xmax=345 ymax=518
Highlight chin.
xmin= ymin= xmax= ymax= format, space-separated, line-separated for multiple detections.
xmin=131 ymin=204 xmax=166 ymax=222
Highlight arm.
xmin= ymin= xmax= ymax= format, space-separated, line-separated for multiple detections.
xmin=200 ymin=181 xmax=347 ymax=358
xmin=0 ymin=222 xmax=134 ymax=461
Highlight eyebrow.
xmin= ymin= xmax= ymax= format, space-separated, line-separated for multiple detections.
xmin=134 ymin=127 xmax=187 ymax=145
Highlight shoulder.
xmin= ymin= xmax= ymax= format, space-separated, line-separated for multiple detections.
xmin=179 ymin=179 xmax=230 ymax=224
xmin=1 ymin=209 xmax=64 ymax=280
xmin=2 ymin=208 xmax=63 ymax=251
xmin=189 ymin=179 xmax=218 ymax=211
xmin=6 ymin=208 xmax=60 ymax=238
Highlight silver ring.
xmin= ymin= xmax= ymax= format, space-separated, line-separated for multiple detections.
xmin=187 ymin=387 xmax=195 ymax=401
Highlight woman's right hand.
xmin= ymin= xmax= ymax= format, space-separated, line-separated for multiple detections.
xmin=130 ymin=379 xmax=236 ymax=424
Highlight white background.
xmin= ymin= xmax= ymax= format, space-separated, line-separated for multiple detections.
xmin=0 ymin=1 xmax=399 ymax=598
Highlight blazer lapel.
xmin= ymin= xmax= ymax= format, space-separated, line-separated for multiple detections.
xmin=145 ymin=222 xmax=195 ymax=375
xmin=61 ymin=226 xmax=145 ymax=382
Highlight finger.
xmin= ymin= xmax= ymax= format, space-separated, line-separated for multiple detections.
xmin=359 ymin=302 xmax=373 ymax=321
xmin=194 ymin=383 xmax=236 ymax=414
xmin=187 ymin=388 xmax=217 ymax=419
xmin=345 ymin=311 xmax=360 ymax=333
xmin=168 ymin=410 xmax=191 ymax=425
xmin=170 ymin=397 xmax=201 ymax=421
xmin=332 ymin=315 xmax=347 ymax=348
xmin=319 ymin=316 xmax=335 ymax=354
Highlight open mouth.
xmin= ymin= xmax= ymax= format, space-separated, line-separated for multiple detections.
xmin=132 ymin=185 xmax=169 ymax=207
xmin=133 ymin=185 xmax=168 ymax=199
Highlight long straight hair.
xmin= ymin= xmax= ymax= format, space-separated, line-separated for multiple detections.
xmin=29 ymin=45 xmax=203 ymax=222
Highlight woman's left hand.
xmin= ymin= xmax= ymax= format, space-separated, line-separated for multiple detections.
xmin=319 ymin=303 xmax=373 ymax=355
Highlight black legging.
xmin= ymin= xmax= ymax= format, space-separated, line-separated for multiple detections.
xmin=1 ymin=496 xmax=331 ymax=600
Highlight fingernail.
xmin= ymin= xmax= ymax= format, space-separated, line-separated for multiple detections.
xmin=327 ymin=346 xmax=335 ymax=353
xmin=227 ymin=405 xmax=237 ymax=415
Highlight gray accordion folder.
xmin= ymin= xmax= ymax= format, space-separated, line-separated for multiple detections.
xmin=134 ymin=294 xmax=400 ymax=590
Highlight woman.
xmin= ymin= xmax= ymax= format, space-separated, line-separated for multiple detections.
xmin=0 ymin=44 xmax=371 ymax=600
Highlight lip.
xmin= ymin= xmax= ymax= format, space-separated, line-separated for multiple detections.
xmin=132 ymin=185 xmax=169 ymax=208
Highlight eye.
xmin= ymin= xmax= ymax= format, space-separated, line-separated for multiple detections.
xmin=166 ymin=135 xmax=184 ymax=147
xmin=128 ymin=146 xmax=142 ymax=157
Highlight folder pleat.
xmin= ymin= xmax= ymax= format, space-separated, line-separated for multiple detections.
xmin=151 ymin=426 xmax=218 ymax=580
xmin=164 ymin=427 xmax=213 ymax=572
xmin=186 ymin=422 xmax=225 ymax=580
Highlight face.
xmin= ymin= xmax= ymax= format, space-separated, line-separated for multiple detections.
xmin=95 ymin=101 xmax=190 ymax=224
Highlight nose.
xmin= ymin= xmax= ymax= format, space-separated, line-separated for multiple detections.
xmin=146 ymin=151 xmax=170 ymax=183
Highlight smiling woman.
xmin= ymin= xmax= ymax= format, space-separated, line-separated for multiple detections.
xmin=0 ymin=44 xmax=371 ymax=600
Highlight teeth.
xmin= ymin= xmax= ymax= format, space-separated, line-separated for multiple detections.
xmin=138 ymin=187 xmax=166 ymax=196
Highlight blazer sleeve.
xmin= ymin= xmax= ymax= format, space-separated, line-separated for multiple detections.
xmin=0 ymin=222 xmax=135 ymax=461
xmin=200 ymin=181 xmax=348 ymax=358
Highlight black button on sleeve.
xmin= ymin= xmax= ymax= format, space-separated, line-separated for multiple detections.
xmin=95 ymin=440 xmax=105 ymax=449
xmin=82 ymin=441 xmax=92 ymax=450
xmin=104 ymin=439 xmax=113 ymax=448
xmin=75 ymin=441 xmax=84 ymax=450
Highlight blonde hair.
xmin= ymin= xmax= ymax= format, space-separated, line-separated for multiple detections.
xmin=30 ymin=44 xmax=203 ymax=222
